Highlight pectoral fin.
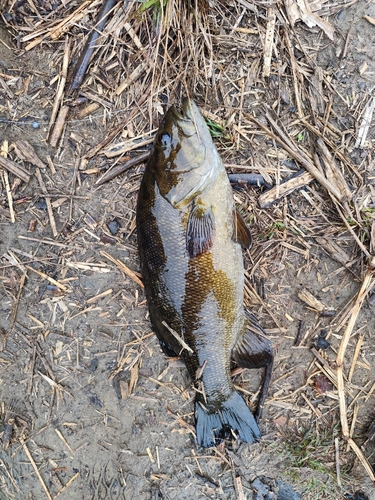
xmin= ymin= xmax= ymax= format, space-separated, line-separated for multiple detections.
xmin=232 ymin=311 xmax=273 ymax=420
xmin=186 ymin=203 xmax=215 ymax=258
xmin=232 ymin=210 xmax=252 ymax=249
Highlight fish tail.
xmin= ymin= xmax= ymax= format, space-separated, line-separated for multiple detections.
xmin=195 ymin=390 xmax=261 ymax=448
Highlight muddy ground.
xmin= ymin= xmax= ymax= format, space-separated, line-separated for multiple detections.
xmin=1 ymin=1 xmax=375 ymax=499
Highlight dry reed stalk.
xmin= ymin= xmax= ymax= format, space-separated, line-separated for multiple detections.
xmin=35 ymin=168 xmax=58 ymax=237
xmin=336 ymin=269 xmax=375 ymax=482
xmin=68 ymin=0 xmax=117 ymax=93
xmin=348 ymin=335 xmax=364 ymax=382
xmin=54 ymin=472 xmax=79 ymax=499
xmin=262 ymin=7 xmax=276 ymax=78
xmin=0 ymin=155 xmax=31 ymax=183
xmin=100 ymin=251 xmax=144 ymax=288
xmin=48 ymin=37 xmax=70 ymax=139
xmin=25 ymin=265 xmax=67 ymax=291
xmin=0 ymin=140 xmax=15 ymax=223
xmin=19 ymin=437 xmax=53 ymax=500
xmin=245 ymin=112 xmax=346 ymax=204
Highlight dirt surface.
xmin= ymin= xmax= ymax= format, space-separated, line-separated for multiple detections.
xmin=1 ymin=1 xmax=375 ymax=499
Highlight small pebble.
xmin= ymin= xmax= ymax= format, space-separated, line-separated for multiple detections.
xmin=34 ymin=198 xmax=47 ymax=210
xmin=281 ymin=160 xmax=298 ymax=170
xmin=276 ymin=480 xmax=301 ymax=500
xmin=32 ymin=121 xmax=40 ymax=129
xmin=316 ymin=336 xmax=330 ymax=350
xmin=89 ymin=358 xmax=98 ymax=372
xmin=87 ymin=393 xmax=103 ymax=409
xmin=252 ymin=478 xmax=271 ymax=499
xmin=100 ymin=234 xmax=116 ymax=245
xmin=107 ymin=219 xmax=121 ymax=235
xmin=319 ymin=329 xmax=327 ymax=338
xmin=345 ymin=492 xmax=369 ymax=500
xmin=358 ymin=81 xmax=366 ymax=91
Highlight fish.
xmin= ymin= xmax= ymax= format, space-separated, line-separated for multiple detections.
xmin=136 ymin=98 xmax=273 ymax=447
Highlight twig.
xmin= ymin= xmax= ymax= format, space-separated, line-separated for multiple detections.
xmin=233 ymin=475 xmax=246 ymax=500
xmin=10 ymin=272 xmax=27 ymax=331
xmin=1 ymin=140 xmax=15 ymax=222
xmin=95 ymin=152 xmax=149 ymax=186
xmin=86 ymin=288 xmax=113 ymax=304
xmin=0 ymin=155 xmax=31 ymax=183
xmin=355 ymin=95 xmax=375 ymax=148
xmin=19 ymin=235 xmax=81 ymax=249
xmin=100 ymin=251 xmax=144 ymax=288
xmin=13 ymin=140 xmax=46 ymax=169
xmin=262 ymin=7 xmax=276 ymax=78
xmin=245 ymin=111 xmax=344 ymax=203
xmin=333 ymin=201 xmax=372 ymax=259
xmin=347 ymin=437 xmax=375 ymax=482
xmin=2 ymin=169 xmax=15 ymax=223
xmin=340 ymin=25 xmax=353 ymax=59
xmin=349 ymin=403 xmax=359 ymax=443
xmin=161 ymin=320 xmax=193 ymax=354
xmin=28 ymin=345 xmax=37 ymax=395
xmin=54 ymin=472 xmax=79 ymax=499
xmin=20 ymin=437 xmax=53 ymax=500
xmin=316 ymin=138 xmax=352 ymax=206
xmin=48 ymin=37 xmax=70 ymax=139
xmin=49 ymin=106 xmax=69 ymax=148
xmin=115 ymin=62 xmax=147 ymax=96
xmin=348 ymin=335 xmax=364 ymax=382
xmin=67 ymin=0 xmax=117 ymax=93
xmin=298 ymin=288 xmax=326 ymax=312
xmin=84 ymin=91 xmax=150 ymax=159
xmin=336 ymin=270 xmax=375 ymax=482
xmin=55 ymin=428 xmax=73 ymax=454
xmin=0 ymin=458 xmax=21 ymax=492
xmin=335 ymin=437 xmax=342 ymax=488
xmin=25 ymin=265 xmax=67 ymax=291
xmin=258 ymin=170 xmax=313 ymax=208
xmin=284 ymin=30 xmax=303 ymax=118
xmin=35 ymin=168 xmax=58 ymax=237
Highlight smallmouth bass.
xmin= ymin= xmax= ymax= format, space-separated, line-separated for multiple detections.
xmin=136 ymin=98 xmax=273 ymax=447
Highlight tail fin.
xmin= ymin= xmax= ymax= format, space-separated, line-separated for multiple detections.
xmin=195 ymin=390 xmax=261 ymax=448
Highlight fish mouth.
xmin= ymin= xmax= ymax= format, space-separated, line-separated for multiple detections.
xmin=168 ymin=99 xmax=192 ymax=123
xmin=163 ymin=99 xmax=200 ymax=142
xmin=181 ymin=98 xmax=193 ymax=119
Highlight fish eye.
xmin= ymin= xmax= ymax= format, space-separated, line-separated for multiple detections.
xmin=159 ymin=132 xmax=171 ymax=147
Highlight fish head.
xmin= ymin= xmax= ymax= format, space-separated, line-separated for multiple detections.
xmin=151 ymin=98 xmax=222 ymax=208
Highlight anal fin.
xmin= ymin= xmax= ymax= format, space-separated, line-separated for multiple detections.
xmin=232 ymin=311 xmax=273 ymax=420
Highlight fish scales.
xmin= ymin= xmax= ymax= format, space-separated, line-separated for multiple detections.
xmin=137 ymin=98 xmax=273 ymax=447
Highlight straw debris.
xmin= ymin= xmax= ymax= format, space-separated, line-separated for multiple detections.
xmin=1 ymin=0 xmax=375 ymax=496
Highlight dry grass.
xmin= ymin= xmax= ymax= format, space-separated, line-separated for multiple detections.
xmin=1 ymin=0 xmax=375 ymax=498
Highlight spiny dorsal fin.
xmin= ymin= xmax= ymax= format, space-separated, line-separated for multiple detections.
xmin=232 ymin=210 xmax=252 ymax=249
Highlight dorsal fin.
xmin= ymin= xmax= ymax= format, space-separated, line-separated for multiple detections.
xmin=232 ymin=210 xmax=252 ymax=249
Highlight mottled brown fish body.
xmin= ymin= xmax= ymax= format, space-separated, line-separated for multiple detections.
xmin=137 ymin=99 xmax=272 ymax=447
